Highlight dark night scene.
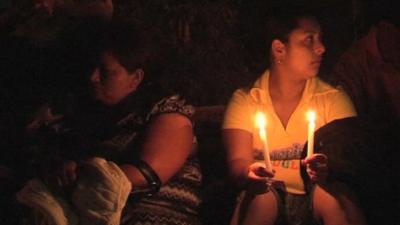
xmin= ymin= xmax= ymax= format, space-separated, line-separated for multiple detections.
xmin=0 ymin=0 xmax=398 ymax=225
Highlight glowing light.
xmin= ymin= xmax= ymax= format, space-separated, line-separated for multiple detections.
xmin=255 ymin=111 xmax=272 ymax=171
xmin=307 ymin=110 xmax=316 ymax=158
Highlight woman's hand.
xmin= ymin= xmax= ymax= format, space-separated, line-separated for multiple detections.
xmin=34 ymin=0 xmax=56 ymax=15
xmin=302 ymin=153 xmax=328 ymax=183
xmin=44 ymin=160 xmax=78 ymax=192
xmin=26 ymin=104 xmax=64 ymax=133
xmin=247 ymin=162 xmax=274 ymax=184
xmin=244 ymin=162 xmax=275 ymax=193
xmin=59 ymin=160 xmax=78 ymax=188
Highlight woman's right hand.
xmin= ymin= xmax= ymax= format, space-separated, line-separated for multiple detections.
xmin=244 ymin=162 xmax=275 ymax=193
xmin=59 ymin=160 xmax=78 ymax=188
xmin=26 ymin=104 xmax=64 ymax=134
xmin=247 ymin=162 xmax=274 ymax=184
xmin=44 ymin=160 xmax=78 ymax=192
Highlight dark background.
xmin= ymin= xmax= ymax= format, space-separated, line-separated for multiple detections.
xmin=0 ymin=1 xmax=398 ymax=224
xmin=0 ymin=0 xmax=397 ymax=108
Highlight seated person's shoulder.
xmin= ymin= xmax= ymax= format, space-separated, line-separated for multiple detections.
xmin=314 ymin=78 xmax=343 ymax=96
xmin=147 ymin=95 xmax=195 ymax=122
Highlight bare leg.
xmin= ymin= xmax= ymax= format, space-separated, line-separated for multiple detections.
xmin=313 ymin=184 xmax=366 ymax=225
xmin=230 ymin=185 xmax=278 ymax=225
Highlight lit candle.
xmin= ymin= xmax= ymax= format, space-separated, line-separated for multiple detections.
xmin=255 ymin=111 xmax=272 ymax=171
xmin=307 ymin=111 xmax=316 ymax=158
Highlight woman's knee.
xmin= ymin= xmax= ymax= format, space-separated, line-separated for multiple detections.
xmin=312 ymin=184 xmax=366 ymax=225
xmin=231 ymin=188 xmax=279 ymax=225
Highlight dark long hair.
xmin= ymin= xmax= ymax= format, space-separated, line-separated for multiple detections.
xmin=240 ymin=2 xmax=320 ymax=80
xmin=264 ymin=6 xmax=318 ymax=67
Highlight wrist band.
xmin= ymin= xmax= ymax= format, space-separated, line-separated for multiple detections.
xmin=132 ymin=159 xmax=161 ymax=196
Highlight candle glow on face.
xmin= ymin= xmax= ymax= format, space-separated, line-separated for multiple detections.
xmin=255 ymin=111 xmax=272 ymax=171
xmin=307 ymin=110 xmax=316 ymax=158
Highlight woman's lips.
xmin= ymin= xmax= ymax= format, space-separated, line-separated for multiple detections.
xmin=311 ymin=60 xmax=321 ymax=65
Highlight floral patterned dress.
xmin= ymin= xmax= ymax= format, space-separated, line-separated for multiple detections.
xmin=21 ymin=93 xmax=203 ymax=225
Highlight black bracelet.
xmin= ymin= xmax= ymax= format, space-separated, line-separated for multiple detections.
xmin=132 ymin=160 xmax=161 ymax=196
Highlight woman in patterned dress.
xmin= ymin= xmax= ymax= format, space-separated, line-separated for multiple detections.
xmin=20 ymin=19 xmax=202 ymax=225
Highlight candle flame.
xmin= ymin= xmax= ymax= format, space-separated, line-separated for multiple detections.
xmin=255 ymin=111 xmax=272 ymax=170
xmin=307 ymin=110 xmax=315 ymax=123
xmin=255 ymin=112 xmax=266 ymax=128
xmin=255 ymin=111 xmax=267 ymax=141
xmin=306 ymin=110 xmax=316 ymax=158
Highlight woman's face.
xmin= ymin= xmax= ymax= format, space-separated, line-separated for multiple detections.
xmin=89 ymin=52 xmax=143 ymax=106
xmin=280 ymin=17 xmax=325 ymax=81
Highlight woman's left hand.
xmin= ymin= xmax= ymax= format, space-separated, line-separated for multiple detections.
xmin=44 ymin=160 xmax=78 ymax=193
xmin=302 ymin=153 xmax=328 ymax=183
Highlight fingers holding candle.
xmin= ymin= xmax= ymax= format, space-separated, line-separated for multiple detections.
xmin=246 ymin=162 xmax=275 ymax=192
xmin=302 ymin=153 xmax=327 ymax=166
xmin=248 ymin=162 xmax=275 ymax=179
xmin=302 ymin=153 xmax=328 ymax=183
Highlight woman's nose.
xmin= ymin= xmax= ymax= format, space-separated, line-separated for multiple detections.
xmin=315 ymin=40 xmax=326 ymax=56
xmin=90 ymin=68 xmax=101 ymax=83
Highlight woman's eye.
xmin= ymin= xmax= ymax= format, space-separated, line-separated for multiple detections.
xmin=100 ymin=68 xmax=117 ymax=78
xmin=305 ymin=36 xmax=313 ymax=44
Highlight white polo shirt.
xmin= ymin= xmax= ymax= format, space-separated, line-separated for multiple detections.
xmin=223 ymin=70 xmax=356 ymax=194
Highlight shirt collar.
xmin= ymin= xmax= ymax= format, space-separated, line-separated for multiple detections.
xmin=249 ymin=70 xmax=318 ymax=106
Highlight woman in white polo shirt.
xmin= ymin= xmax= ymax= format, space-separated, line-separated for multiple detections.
xmin=223 ymin=5 xmax=365 ymax=225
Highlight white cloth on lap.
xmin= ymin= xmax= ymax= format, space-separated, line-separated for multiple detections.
xmin=16 ymin=157 xmax=132 ymax=225
xmin=72 ymin=157 xmax=132 ymax=225
xmin=16 ymin=178 xmax=78 ymax=225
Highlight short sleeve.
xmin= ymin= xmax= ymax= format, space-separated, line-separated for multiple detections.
xmin=326 ymin=88 xmax=357 ymax=122
xmin=146 ymin=95 xmax=195 ymax=121
xmin=222 ymin=89 xmax=254 ymax=132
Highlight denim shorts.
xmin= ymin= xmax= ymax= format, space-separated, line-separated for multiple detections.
xmin=271 ymin=186 xmax=321 ymax=225
xmin=235 ymin=184 xmax=321 ymax=225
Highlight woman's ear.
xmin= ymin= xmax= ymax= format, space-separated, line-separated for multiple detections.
xmin=271 ymin=39 xmax=286 ymax=59
xmin=129 ymin=68 xmax=144 ymax=91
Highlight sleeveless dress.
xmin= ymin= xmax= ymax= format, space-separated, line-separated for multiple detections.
xmin=21 ymin=92 xmax=203 ymax=225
